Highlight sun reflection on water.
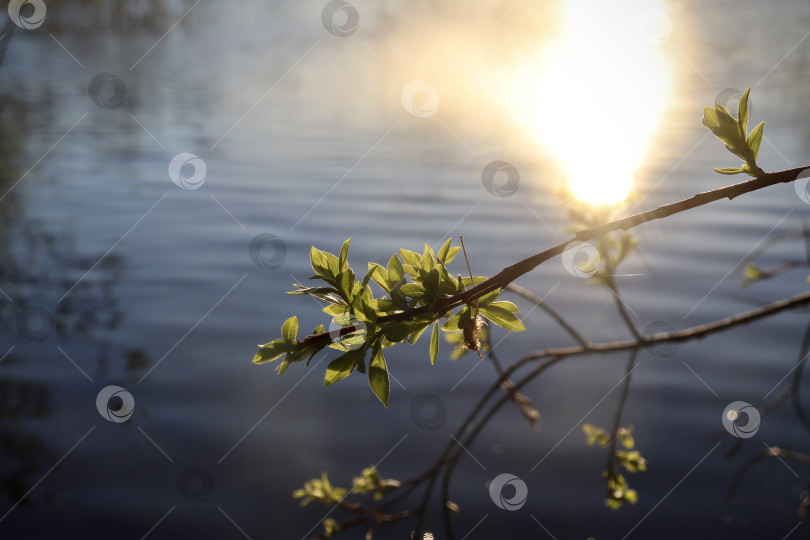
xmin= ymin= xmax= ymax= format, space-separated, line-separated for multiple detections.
xmin=510 ymin=0 xmax=672 ymax=205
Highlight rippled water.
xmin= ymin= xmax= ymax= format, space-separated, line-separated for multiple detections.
xmin=2 ymin=1 xmax=810 ymax=538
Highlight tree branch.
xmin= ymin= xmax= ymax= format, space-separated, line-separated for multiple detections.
xmin=298 ymin=166 xmax=809 ymax=350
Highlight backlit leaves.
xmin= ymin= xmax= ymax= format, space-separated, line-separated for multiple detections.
xmin=368 ymin=344 xmax=390 ymax=407
xmin=255 ymin=238 xmax=526 ymax=406
xmin=702 ymin=88 xmax=766 ymax=177
xmin=583 ymin=423 xmax=647 ymax=509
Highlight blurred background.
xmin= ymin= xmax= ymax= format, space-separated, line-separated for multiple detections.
xmin=1 ymin=0 xmax=810 ymax=537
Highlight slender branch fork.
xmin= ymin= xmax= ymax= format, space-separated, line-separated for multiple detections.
xmin=319 ymin=289 xmax=810 ymax=539
xmin=300 ymin=166 xmax=810 ymax=538
xmin=298 ymin=166 xmax=810 ymax=350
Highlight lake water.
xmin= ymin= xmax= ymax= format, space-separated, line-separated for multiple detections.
xmin=2 ymin=1 xmax=810 ymax=538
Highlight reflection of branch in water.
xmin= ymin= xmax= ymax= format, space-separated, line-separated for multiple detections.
xmin=0 ymin=378 xmax=50 ymax=505
xmin=0 ymin=88 xmax=146 ymax=516
xmin=40 ymin=0 xmax=173 ymax=35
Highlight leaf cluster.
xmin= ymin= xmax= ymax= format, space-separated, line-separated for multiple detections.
xmin=293 ymin=467 xmax=400 ymax=538
xmin=702 ymin=88 xmax=765 ymax=177
xmin=583 ymin=424 xmax=647 ymax=509
xmin=254 ymin=238 xmax=525 ymax=406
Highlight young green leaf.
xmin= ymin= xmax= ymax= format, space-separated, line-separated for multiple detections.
xmin=444 ymin=245 xmax=461 ymax=264
xmin=368 ymin=263 xmax=389 ymax=291
xmin=423 ymin=268 xmax=440 ymax=293
xmin=399 ymin=249 xmax=421 ymax=268
xmin=339 ymin=238 xmax=351 ymax=271
xmin=477 ymin=289 xmax=502 ymax=307
xmin=288 ymin=284 xmax=345 ymax=305
xmin=407 ymin=319 xmax=433 ymax=344
xmin=324 ymin=349 xmax=361 ymax=385
xmin=322 ymin=303 xmax=345 ymax=316
xmin=400 ymin=283 xmax=427 ymax=298
xmin=738 ymin=87 xmax=750 ymax=133
xmin=281 ymin=316 xmax=298 ymax=341
xmin=310 ymin=247 xmax=331 ymax=278
xmin=387 ymin=253 xmax=405 ymax=285
xmin=746 ymin=121 xmax=764 ymax=160
xmin=337 ymin=267 xmax=356 ymax=302
xmin=429 ymin=321 xmax=439 ymax=365
xmin=460 ymin=276 xmax=489 ymax=288
xmin=319 ymin=250 xmax=339 ymax=277
xmin=421 ymin=245 xmax=435 ymax=271
xmin=368 ymin=345 xmax=390 ymax=407
xmin=382 ymin=322 xmax=412 ymax=343
xmin=437 ymin=238 xmax=452 ymax=264
xmin=254 ymin=339 xmax=298 ymax=364
xmin=441 ymin=307 xmax=468 ymax=331
xmin=478 ymin=304 xmax=525 ymax=331
xmin=713 ymin=167 xmax=745 ymax=175
xmin=490 ymin=300 xmax=519 ymax=313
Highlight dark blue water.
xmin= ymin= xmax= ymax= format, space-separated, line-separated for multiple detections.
xmin=2 ymin=1 xmax=810 ymax=538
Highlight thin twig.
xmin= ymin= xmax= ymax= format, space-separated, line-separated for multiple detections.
xmin=604 ymin=351 xmax=639 ymax=497
xmin=605 ymin=276 xmax=642 ymax=340
xmin=727 ymin=446 xmax=810 ymax=501
xmin=296 ymin=166 xmax=810 ymax=351
xmin=505 ymin=283 xmax=589 ymax=347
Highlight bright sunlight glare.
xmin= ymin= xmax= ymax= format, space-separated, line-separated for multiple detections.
xmin=509 ymin=0 xmax=672 ymax=205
